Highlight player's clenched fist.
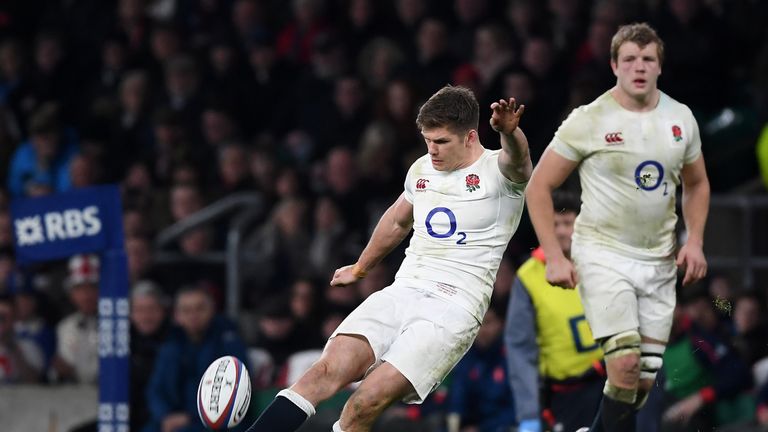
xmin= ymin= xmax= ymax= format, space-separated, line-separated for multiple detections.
xmin=545 ymin=255 xmax=579 ymax=289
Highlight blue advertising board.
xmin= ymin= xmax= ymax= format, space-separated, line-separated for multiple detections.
xmin=11 ymin=185 xmax=130 ymax=432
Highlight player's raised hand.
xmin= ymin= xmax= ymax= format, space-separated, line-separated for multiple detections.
xmin=676 ymin=242 xmax=707 ymax=286
xmin=546 ymin=255 xmax=579 ymax=289
xmin=490 ymin=98 xmax=525 ymax=135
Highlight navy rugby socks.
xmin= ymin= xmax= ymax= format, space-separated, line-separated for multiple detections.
xmin=600 ymin=395 xmax=636 ymax=432
xmin=246 ymin=389 xmax=315 ymax=432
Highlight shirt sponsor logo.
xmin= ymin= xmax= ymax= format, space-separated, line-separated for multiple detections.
xmin=604 ymin=132 xmax=624 ymax=145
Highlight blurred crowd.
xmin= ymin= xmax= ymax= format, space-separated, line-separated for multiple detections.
xmin=1 ymin=0 xmax=768 ymax=431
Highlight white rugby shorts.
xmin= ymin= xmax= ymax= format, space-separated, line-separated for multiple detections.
xmin=571 ymin=242 xmax=677 ymax=342
xmin=329 ymin=278 xmax=480 ymax=403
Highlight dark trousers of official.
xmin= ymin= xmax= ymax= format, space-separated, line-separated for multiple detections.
xmin=550 ymin=378 xmax=604 ymax=431
xmin=549 ymin=377 xmax=605 ymax=432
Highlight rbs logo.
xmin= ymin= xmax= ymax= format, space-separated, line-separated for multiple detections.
xmin=15 ymin=206 xmax=102 ymax=246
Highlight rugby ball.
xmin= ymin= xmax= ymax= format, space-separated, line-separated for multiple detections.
xmin=197 ymin=356 xmax=251 ymax=429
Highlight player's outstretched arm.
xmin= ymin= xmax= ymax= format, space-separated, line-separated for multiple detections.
xmin=330 ymin=193 xmax=414 ymax=286
xmin=490 ymin=98 xmax=532 ymax=183
xmin=525 ymin=148 xmax=579 ymax=288
xmin=677 ymin=154 xmax=710 ymax=285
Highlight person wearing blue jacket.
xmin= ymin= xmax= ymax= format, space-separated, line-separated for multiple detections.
xmin=661 ymin=287 xmax=753 ymax=431
xmin=144 ymin=285 xmax=249 ymax=432
xmin=7 ymin=102 xmax=79 ymax=197
xmin=447 ymin=304 xmax=516 ymax=432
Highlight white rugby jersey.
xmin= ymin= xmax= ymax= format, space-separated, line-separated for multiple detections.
xmin=550 ymin=91 xmax=702 ymax=260
xmin=396 ymin=148 xmax=526 ymax=321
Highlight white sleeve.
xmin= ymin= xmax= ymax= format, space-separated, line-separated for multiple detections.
xmin=403 ymin=162 xmax=416 ymax=203
xmin=550 ymin=107 xmax=592 ymax=162
xmin=494 ymin=152 xmax=527 ymax=198
xmin=684 ymin=109 xmax=703 ymax=164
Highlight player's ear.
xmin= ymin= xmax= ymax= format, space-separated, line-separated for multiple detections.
xmin=466 ymin=130 xmax=477 ymax=146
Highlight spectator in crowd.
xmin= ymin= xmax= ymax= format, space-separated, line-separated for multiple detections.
xmin=201 ymin=104 xmax=240 ymax=150
xmin=149 ymin=108 xmax=197 ymax=185
xmin=653 ymin=0 xmax=727 ymax=110
xmin=247 ymin=197 xmax=310 ymax=291
xmin=447 ymin=304 xmax=517 ymax=432
xmin=13 ymin=282 xmax=56 ymax=374
xmin=288 ymin=278 xmax=323 ymax=342
xmin=355 ymin=121 xmax=402 ymax=198
xmin=321 ymin=146 xmax=367 ymax=236
xmin=130 ymin=281 xmax=170 ymax=432
xmin=27 ymin=32 xmax=74 ymax=120
xmin=88 ymin=33 xmax=130 ymax=105
xmin=7 ymin=102 xmax=78 ymax=197
xmin=730 ymin=292 xmax=768 ymax=367
xmin=0 ymin=247 xmax=13 ymax=294
xmin=161 ymin=55 xmax=204 ymax=135
xmin=231 ymin=0 xmax=271 ymax=46
xmin=51 ymin=254 xmax=100 ymax=384
xmin=275 ymin=0 xmax=329 ymax=66
xmin=506 ymin=190 xmax=604 ymax=432
xmin=391 ymin=0 xmax=428 ymax=59
xmin=0 ymin=39 xmax=26 ymax=109
xmin=410 ymin=17 xmax=458 ymax=98
xmin=505 ymin=0 xmax=546 ymax=50
xmin=662 ymin=288 xmax=753 ymax=431
xmin=215 ymin=143 xmax=252 ymax=197
xmin=126 ymin=235 xmax=154 ymax=283
xmin=203 ymin=37 xmax=248 ymax=115
xmin=0 ymin=293 xmax=44 ymax=383
xmin=308 ymin=195 xmax=361 ymax=281
xmin=340 ymin=0 xmax=390 ymax=61
xmin=450 ymin=0 xmax=491 ymax=61
xmin=708 ymin=274 xmax=735 ymax=323
xmin=147 ymin=23 xmax=183 ymax=86
xmin=109 ymin=70 xmax=153 ymax=179
xmin=144 ymin=284 xmax=248 ymax=432
xmin=169 ymin=182 xmax=206 ymax=222
xmin=251 ymin=295 xmax=320 ymax=387
xmin=757 ymin=379 xmax=768 ymax=430
xmin=0 ymin=214 xmax=11 ymax=251
xmin=357 ymin=38 xmax=405 ymax=93
xmin=68 ymin=153 xmax=99 ymax=189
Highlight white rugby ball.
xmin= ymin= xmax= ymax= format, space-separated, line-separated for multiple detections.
xmin=197 ymin=356 xmax=251 ymax=429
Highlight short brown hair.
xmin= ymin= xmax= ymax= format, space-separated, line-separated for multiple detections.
xmin=552 ymin=189 xmax=580 ymax=214
xmin=610 ymin=22 xmax=664 ymax=65
xmin=416 ymin=85 xmax=479 ymax=136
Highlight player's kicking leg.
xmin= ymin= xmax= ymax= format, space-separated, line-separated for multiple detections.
xmin=331 ymin=361 xmax=416 ymax=432
xmin=246 ymin=334 xmax=374 ymax=432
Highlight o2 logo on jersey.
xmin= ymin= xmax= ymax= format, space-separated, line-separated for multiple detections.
xmin=425 ymin=207 xmax=467 ymax=245
xmin=634 ymin=160 xmax=668 ymax=195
